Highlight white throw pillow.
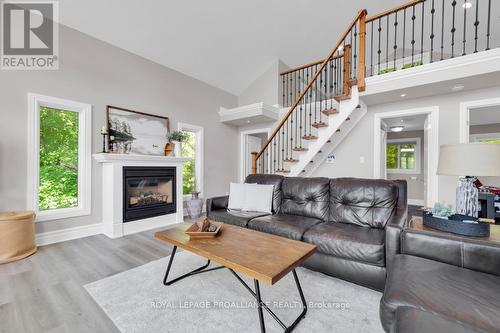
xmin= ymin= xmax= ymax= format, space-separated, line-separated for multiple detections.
xmin=241 ymin=184 xmax=274 ymax=214
xmin=228 ymin=182 xmax=247 ymax=210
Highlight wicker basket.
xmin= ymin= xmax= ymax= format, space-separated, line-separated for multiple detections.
xmin=0 ymin=211 xmax=36 ymax=264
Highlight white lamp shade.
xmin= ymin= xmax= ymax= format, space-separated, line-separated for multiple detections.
xmin=437 ymin=143 xmax=500 ymax=176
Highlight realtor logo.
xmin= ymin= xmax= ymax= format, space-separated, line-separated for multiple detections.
xmin=1 ymin=0 xmax=59 ymax=69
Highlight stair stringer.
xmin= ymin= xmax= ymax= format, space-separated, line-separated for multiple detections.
xmin=289 ymin=86 xmax=360 ymax=177
xmin=303 ymin=100 xmax=368 ymax=177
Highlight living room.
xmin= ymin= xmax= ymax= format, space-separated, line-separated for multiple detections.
xmin=1 ymin=0 xmax=500 ymax=332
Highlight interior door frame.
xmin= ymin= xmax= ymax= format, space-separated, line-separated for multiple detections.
xmin=373 ymin=106 xmax=439 ymax=207
xmin=459 ymin=97 xmax=500 ymax=143
xmin=239 ymin=127 xmax=271 ymax=182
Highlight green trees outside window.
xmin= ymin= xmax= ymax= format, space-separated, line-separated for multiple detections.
xmin=386 ymin=142 xmax=416 ymax=171
xmin=39 ymin=107 xmax=79 ymax=210
xmin=181 ymin=131 xmax=196 ymax=195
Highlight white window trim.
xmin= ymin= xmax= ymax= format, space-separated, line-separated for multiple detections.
xmin=469 ymin=132 xmax=500 ymax=142
xmin=178 ymin=122 xmax=204 ymax=198
xmin=386 ymin=137 xmax=421 ymax=175
xmin=27 ymin=93 xmax=92 ymax=222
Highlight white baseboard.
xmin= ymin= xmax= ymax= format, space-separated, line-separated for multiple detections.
xmin=36 ymin=223 xmax=103 ymax=246
xmin=408 ymin=199 xmax=425 ymax=206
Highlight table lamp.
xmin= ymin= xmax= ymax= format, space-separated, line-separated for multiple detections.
xmin=437 ymin=143 xmax=500 ymax=217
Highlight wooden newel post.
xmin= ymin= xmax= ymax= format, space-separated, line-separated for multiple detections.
xmin=251 ymin=152 xmax=258 ymax=174
xmin=343 ymin=45 xmax=352 ymax=96
xmin=358 ymin=10 xmax=367 ymax=92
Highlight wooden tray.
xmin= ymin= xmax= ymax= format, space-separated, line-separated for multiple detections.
xmin=185 ymin=221 xmax=223 ymax=238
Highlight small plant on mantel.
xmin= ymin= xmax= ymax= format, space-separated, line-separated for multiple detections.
xmin=166 ymin=131 xmax=189 ymax=143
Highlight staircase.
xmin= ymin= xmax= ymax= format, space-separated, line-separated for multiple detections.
xmin=251 ymin=0 xmax=496 ymax=176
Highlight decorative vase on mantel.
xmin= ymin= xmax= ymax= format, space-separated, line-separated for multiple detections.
xmin=186 ymin=180 xmax=203 ymax=219
xmin=172 ymin=140 xmax=181 ymax=157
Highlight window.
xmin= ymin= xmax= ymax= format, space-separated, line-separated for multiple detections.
xmin=386 ymin=138 xmax=421 ymax=174
xmin=178 ymin=123 xmax=204 ymax=197
xmin=470 ymin=133 xmax=500 ymax=144
xmin=27 ymin=94 xmax=92 ymax=221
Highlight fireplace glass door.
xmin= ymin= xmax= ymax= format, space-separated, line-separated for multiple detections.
xmin=123 ymin=166 xmax=176 ymax=222
xmin=126 ymin=178 xmax=173 ymax=209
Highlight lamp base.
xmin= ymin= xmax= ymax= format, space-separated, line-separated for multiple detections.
xmin=456 ymin=176 xmax=478 ymax=218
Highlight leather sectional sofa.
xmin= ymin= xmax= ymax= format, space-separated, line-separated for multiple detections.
xmin=381 ymin=228 xmax=500 ymax=333
xmin=207 ymin=174 xmax=408 ymax=291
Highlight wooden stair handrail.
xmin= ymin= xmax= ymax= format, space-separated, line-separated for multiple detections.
xmin=280 ymin=0 xmax=424 ymax=77
xmin=280 ymin=53 xmax=344 ymax=76
xmin=255 ymin=9 xmax=368 ymax=163
xmin=366 ymin=0 xmax=425 ymax=23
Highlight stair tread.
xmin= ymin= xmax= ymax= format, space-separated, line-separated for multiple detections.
xmin=293 ymin=147 xmax=308 ymax=152
xmin=312 ymin=122 xmax=328 ymax=129
xmin=334 ymin=94 xmax=351 ymax=102
xmin=275 ymin=169 xmax=291 ymax=174
xmin=302 ymin=135 xmax=318 ymax=140
xmin=284 ymin=158 xmax=299 ymax=163
xmin=322 ymin=108 xmax=338 ymax=116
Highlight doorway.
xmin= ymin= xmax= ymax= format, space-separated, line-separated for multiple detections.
xmin=240 ymin=128 xmax=270 ymax=182
xmin=374 ymin=107 xmax=439 ymax=208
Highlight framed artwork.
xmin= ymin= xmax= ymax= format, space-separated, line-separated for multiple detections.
xmin=106 ymin=106 xmax=170 ymax=155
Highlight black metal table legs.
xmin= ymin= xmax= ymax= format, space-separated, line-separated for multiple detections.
xmin=229 ymin=269 xmax=307 ymax=333
xmin=162 ymin=248 xmax=308 ymax=332
xmin=162 ymin=246 xmax=225 ymax=286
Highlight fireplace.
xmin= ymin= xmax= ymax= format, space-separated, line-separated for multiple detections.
xmin=123 ymin=166 xmax=176 ymax=222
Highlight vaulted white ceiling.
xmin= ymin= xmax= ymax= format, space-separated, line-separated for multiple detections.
xmin=58 ymin=0 xmax=407 ymax=95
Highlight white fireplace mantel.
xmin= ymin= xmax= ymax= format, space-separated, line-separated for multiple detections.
xmin=93 ymin=153 xmax=189 ymax=238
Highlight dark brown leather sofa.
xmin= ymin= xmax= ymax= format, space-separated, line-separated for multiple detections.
xmin=207 ymin=174 xmax=407 ymax=291
xmin=380 ymin=228 xmax=500 ymax=333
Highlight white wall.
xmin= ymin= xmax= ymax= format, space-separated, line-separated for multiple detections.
xmin=238 ymin=60 xmax=288 ymax=107
xmin=312 ymin=86 xmax=500 ymax=208
xmin=0 ymin=24 xmax=239 ymax=234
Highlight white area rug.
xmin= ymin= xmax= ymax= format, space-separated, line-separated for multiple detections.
xmin=85 ymin=251 xmax=384 ymax=333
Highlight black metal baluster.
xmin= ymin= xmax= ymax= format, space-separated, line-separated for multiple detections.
xmin=273 ymin=138 xmax=276 ymax=173
xmin=334 ymin=58 xmax=338 ymax=96
xmin=411 ymin=5 xmax=416 ymax=66
xmin=431 ymin=0 xmax=436 ymax=62
xmin=451 ymin=0 xmax=457 ymax=58
xmin=394 ymin=11 xmax=398 ymax=70
xmin=421 ymin=0 xmax=425 ymax=64
xmin=290 ymin=75 xmax=293 ymax=107
xmin=486 ymin=0 xmax=491 ymax=50
xmin=350 ymin=29 xmax=353 ymax=79
xmin=354 ymin=24 xmax=358 ymax=79
xmin=314 ymin=65 xmax=318 ymax=125
xmin=474 ymin=0 xmax=480 ymax=53
xmin=371 ymin=22 xmax=374 ymax=76
xmin=282 ymin=75 xmax=285 ymax=106
xmin=323 ymin=66 xmax=327 ymax=113
xmin=386 ymin=15 xmax=390 ymax=71
xmin=463 ymin=0 xmax=467 ymax=55
xmin=378 ymin=18 xmax=382 ymax=74
xmin=329 ymin=58 xmax=334 ymax=108
xmin=403 ymin=8 xmax=407 ymax=64
xmin=441 ymin=0 xmax=445 ymax=60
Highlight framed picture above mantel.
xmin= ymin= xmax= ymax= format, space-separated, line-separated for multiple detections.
xmin=106 ymin=106 xmax=170 ymax=156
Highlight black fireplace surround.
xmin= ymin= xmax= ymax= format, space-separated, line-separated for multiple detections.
xmin=123 ymin=166 xmax=176 ymax=222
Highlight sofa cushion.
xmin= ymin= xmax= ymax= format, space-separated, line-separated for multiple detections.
xmin=247 ymin=214 xmax=323 ymax=240
xmin=245 ymin=174 xmax=284 ymax=213
xmin=380 ymin=254 xmax=500 ymax=333
xmin=391 ymin=307 xmax=484 ymax=333
xmin=303 ymin=222 xmax=385 ymax=266
xmin=330 ymin=178 xmax=399 ymax=228
xmin=280 ymin=177 xmax=330 ymax=221
xmin=208 ymin=209 xmax=269 ymax=228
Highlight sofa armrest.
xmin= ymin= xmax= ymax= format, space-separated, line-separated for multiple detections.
xmin=206 ymin=195 xmax=229 ymax=216
xmin=385 ymin=180 xmax=408 ymax=271
xmin=401 ymin=229 xmax=500 ymax=277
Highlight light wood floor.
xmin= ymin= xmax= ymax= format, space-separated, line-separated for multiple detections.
xmin=0 ymin=226 xmax=175 ymax=333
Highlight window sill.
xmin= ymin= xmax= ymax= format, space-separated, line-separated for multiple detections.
xmin=35 ymin=207 xmax=91 ymax=222
xmin=387 ymin=169 xmax=421 ymax=175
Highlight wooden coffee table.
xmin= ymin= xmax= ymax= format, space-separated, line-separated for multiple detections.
xmin=155 ymin=222 xmax=316 ymax=333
